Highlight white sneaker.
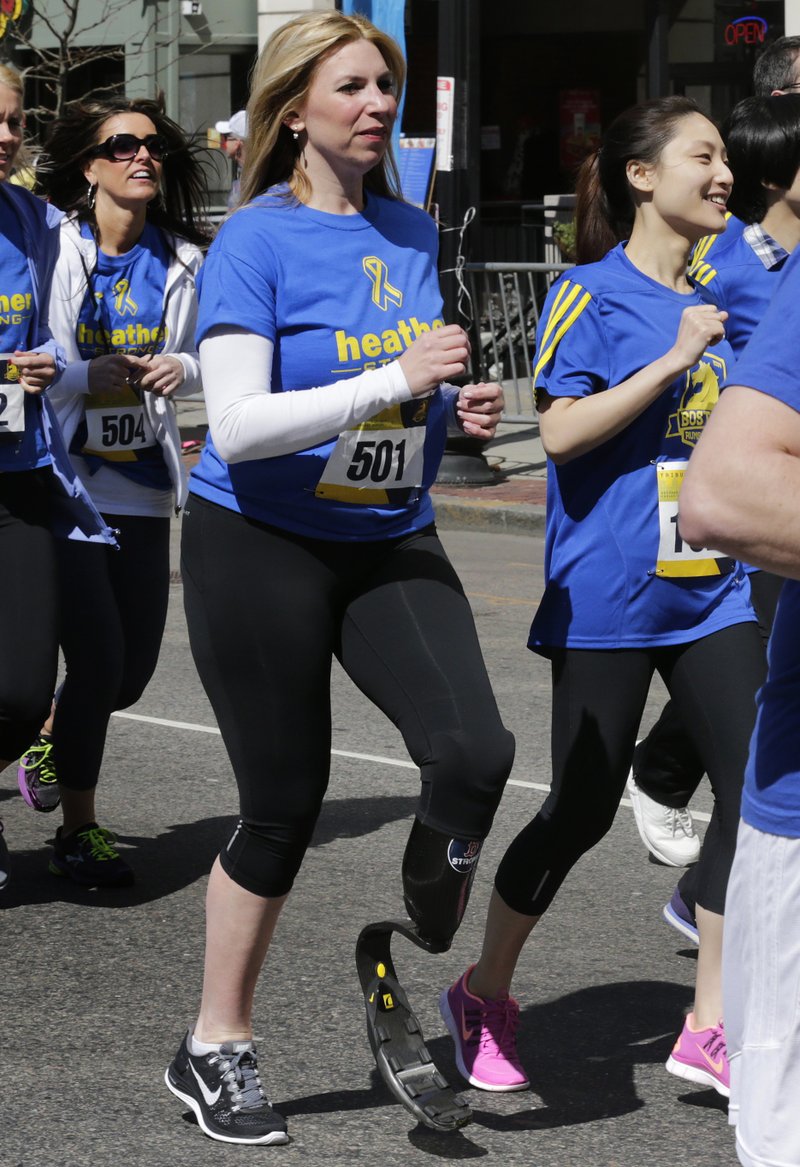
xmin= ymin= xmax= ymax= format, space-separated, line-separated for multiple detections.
xmin=626 ymin=773 xmax=700 ymax=866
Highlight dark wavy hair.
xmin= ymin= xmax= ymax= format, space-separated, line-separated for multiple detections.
xmin=725 ymin=94 xmax=800 ymax=223
xmin=574 ymin=96 xmax=706 ymax=265
xmin=35 ymin=94 xmax=212 ymax=248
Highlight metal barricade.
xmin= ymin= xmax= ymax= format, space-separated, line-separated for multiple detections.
xmin=464 ymin=261 xmax=573 ymax=422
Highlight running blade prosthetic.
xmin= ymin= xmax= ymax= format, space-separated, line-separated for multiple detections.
xmin=356 ymin=919 xmax=472 ymax=1132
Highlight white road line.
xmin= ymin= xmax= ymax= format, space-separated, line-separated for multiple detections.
xmin=112 ymin=709 xmax=711 ymax=823
xmin=113 ymin=710 xmax=222 ymax=735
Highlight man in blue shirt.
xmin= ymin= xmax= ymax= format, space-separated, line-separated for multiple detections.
xmin=679 ymin=245 xmax=800 ymax=1167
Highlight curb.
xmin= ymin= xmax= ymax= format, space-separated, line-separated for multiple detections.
xmin=431 ymin=494 xmax=547 ymax=535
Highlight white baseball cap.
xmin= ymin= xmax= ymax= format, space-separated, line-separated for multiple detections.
xmin=214 ymin=110 xmax=248 ymax=138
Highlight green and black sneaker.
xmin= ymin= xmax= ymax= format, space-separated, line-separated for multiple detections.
xmin=49 ymin=822 xmax=134 ymax=888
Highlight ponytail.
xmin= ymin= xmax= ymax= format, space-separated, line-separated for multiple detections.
xmin=575 ymin=150 xmax=619 ymax=265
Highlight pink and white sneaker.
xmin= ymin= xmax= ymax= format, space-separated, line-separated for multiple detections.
xmin=666 ymin=1013 xmax=730 ymax=1097
xmin=439 ymin=965 xmax=529 ymax=1092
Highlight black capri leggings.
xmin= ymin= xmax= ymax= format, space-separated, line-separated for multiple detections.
xmin=0 ymin=468 xmax=58 ymax=761
xmin=181 ymin=494 xmax=515 ymax=899
xmin=634 ymin=568 xmax=782 ymax=808
xmin=53 ymin=513 xmax=171 ymax=791
xmin=494 ymin=621 xmax=766 ymax=918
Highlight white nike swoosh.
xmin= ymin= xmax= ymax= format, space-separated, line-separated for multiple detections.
xmin=190 ymin=1060 xmax=222 ymax=1106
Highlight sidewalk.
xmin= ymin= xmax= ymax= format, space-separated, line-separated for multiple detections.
xmin=175 ymin=397 xmax=547 ymax=536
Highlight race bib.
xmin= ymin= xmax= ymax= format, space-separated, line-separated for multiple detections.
xmin=0 ymin=356 xmax=25 ymax=436
xmin=315 ymin=399 xmax=429 ymax=505
xmin=81 ymin=388 xmax=158 ymax=462
xmin=655 ymin=461 xmax=734 ymax=577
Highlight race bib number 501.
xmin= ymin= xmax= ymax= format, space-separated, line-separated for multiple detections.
xmin=315 ymin=399 xmax=429 ymax=506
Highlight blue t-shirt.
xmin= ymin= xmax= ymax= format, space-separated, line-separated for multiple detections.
xmin=690 ymin=212 xmax=746 ymax=284
xmin=191 ymin=191 xmax=447 ymax=541
xmin=690 ymin=227 xmax=787 ymax=358
xmin=71 ymin=221 xmax=170 ymax=491
xmin=728 ymin=246 xmax=800 ymax=836
xmin=692 ymin=225 xmax=790 ymax=574
xmin=528 ymin=243 xmax=754 ymax=652
xmin=0 ymin=208 xmax=49 ymax=471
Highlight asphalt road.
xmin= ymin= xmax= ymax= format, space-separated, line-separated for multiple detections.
xmin=1 ymin=526 xmax=733 ymax=1167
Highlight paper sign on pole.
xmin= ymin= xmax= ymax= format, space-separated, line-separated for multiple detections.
xmin=436 ymin=76 xmax=455 ymax=173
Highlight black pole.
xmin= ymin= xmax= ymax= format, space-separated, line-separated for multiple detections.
xmin=646 ymin=0 xmax=671 ymax=98
xmin=435 ymin=0 xmax=494 ymax=484
xmin=436 ymin=0 xmax=480 ymax=325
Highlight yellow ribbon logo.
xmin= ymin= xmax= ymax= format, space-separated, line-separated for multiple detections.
xmin=113 ymin=278 xmax=138 ymax=317
xmin=362 ymin=256 xmax=403 ymax=311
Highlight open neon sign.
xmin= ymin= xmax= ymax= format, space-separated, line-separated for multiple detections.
xmin=725 ymin=15 xmax=768 ymax=46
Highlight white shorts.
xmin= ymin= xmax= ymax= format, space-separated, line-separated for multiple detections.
xmin=723 ymin=819 xmax=800 ymax=1167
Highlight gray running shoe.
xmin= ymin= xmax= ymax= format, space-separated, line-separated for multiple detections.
xmin=165 ymin=1031 xmax=288 ymax=1145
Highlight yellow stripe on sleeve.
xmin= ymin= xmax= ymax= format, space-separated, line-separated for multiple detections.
xmin=691 ymin=217 xmax=730 ymax=266
xmin=692 ymin=234 xmax=715 ymax=266
xmin=534 ymin=289 xmax=592 ymax=382
xmin=537 ymin=279 xmax=580 ymax=353
xmin=688 ymin=261 xmax=717 ymax=286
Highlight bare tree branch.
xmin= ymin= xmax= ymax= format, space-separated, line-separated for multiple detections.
xmin=1 ymin=0 xmax=183 ymax=126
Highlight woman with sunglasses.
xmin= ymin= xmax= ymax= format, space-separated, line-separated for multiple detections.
xmin=23 ymin=95 xmax=210 ymax=886
xmin=0 ymin=67 xmax=114 ymax=889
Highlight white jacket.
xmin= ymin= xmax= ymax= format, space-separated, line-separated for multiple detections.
xmin=47 ymin=215 xmax=204 ymax=512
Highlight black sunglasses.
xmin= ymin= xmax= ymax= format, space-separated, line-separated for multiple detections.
xmin=91 ymin=133 xmax=168 ymax=162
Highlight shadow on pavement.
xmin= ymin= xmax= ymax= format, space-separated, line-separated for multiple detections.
xmin=0 ymin=793 xmax=419 ymax=908
xmin=281 ymin=979 xmax=697 ymax=1139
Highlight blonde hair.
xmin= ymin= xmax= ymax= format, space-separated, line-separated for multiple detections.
xmin=240 ymin=10 xmax=405 ymax=206
xmin=0 ymin=64 xmax=30 ymax=177
xmin=0 ymin=64 xmax=23 ymax=96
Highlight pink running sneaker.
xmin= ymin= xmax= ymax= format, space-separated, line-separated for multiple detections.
xmin=665 ymin=1014 xmax=730 ymax=1098
xmin=439 ymin=966 xmax=529 ymax=1092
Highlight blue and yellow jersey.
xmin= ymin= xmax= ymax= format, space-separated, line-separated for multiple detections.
xmin=191 ymin=191 xmax=448 ymax=541
xmin=0 ymin=205 xmax=49 ymax=472
xmin=689 ymin=225 xmax=788 ymax=358
xmin=529 ymin=242 xmax=754 ymax=652
xmin=70 ymin=220 xmax=171 ymax=491
xmin=688 ymin=211 xmax=746 ymax=288
xmin=731 ymin=246 xmax=800 ymax=835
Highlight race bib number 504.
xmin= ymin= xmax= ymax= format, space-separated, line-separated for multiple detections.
xmin=0 ymin=355 xmax=25 ymax=436
xmin=655 ymin=461 xmax=734 ymax=577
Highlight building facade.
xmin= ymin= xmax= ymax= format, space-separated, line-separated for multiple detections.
xmin=3 ymin=0 xmax=799 ymax=222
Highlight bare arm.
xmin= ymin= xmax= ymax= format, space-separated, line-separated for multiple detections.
xmin=679 ymin=385 xmax=800 ymax=579
xmin=539 ymin=303 xmax=727 ymax=464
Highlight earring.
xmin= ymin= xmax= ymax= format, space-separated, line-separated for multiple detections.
xmin=87 ymin=182 xmax=96 ymax=210
xmin=292 ymin=131 xmax=299 ymax=141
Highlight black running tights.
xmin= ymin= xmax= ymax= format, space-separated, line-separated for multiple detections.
xmin=494 ymin=622 xmax=766 ymax=918
xmin=0 ymin=469 xmax=58 ymax=762
xmin=53 ymin=513 xmax=171 ymax=790
xmin=634 ymin=569 xmax=782 ymax=807
xmin=181 ymin=495 xmax=515 ymax=899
